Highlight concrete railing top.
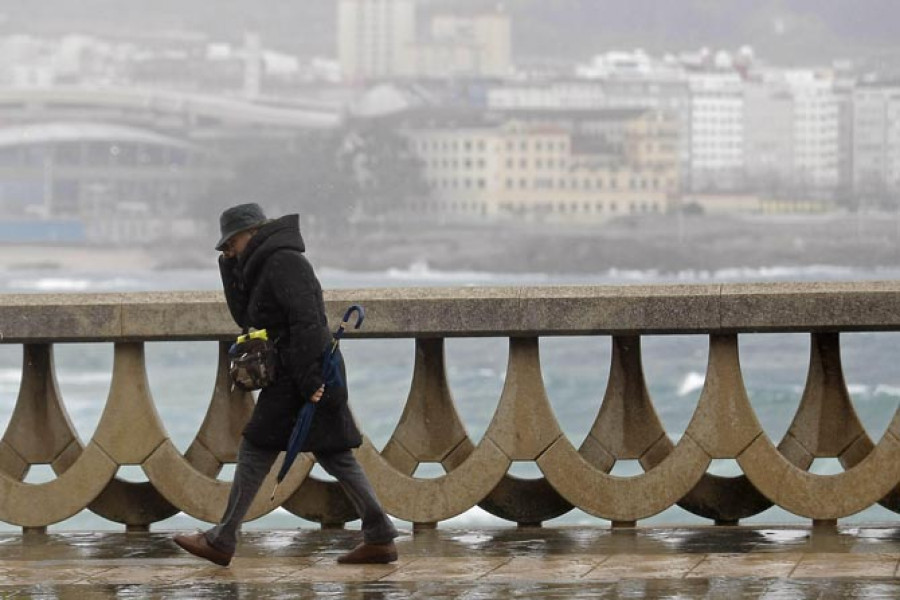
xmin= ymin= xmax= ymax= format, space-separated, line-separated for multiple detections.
xmin=1 ymin=281 xmax=900 ymax=342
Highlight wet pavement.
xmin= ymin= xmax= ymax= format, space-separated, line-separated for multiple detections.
xmin=2 ymin=525 xmax=900 ymax=598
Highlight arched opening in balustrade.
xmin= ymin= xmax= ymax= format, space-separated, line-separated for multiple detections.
xmin=52 ymin=343 xmax=113 ymax=442
xmin=341 ymin=338 xmax=415 ymax=451
xmin=0 ymin=344 xmax=21 ymax=442
xmin=444 ymin=337 xmax=508 ymax=443
xmin=739 ymin=333 xmax=808 ymax=442
xmin=539 ymin=337 xmax=610 ymax=446
xmin=639 ymin=335 xmax=708 ymax=437
xmin=839 ymin=332 xmax=900 ymax=443
xmin=144 ymin=341 xmax=220 ymax=453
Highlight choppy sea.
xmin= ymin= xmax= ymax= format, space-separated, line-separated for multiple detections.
xmin=2 ymin=261 xmax=900 ymax=532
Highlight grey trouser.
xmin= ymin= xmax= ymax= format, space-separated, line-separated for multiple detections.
xmin=205 ymin=437 xmax=398 ymax=554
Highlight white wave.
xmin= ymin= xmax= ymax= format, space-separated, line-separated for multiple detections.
xmin=605 ymin=268 xmax=661 ymax=282
xmin=0 ymin=369 xmax=21 ymax=384
xmin=7 ymin=276 xmax=143 ymax=292
xmin=8 ymin=277 xmax=92 ymax=291
xmin=441 ymin=506 xmax=510 ymax=528
xmin=677 ymin=371 xmax=706 ymax=397
xmin=385 ymin=260 xmax=502 ymax=283
xmin=847 ymin=383 xmax=870 ymax=396
xmin=56 ymin=372 xmax=111 ymax=385
xmin=621 ymin=264 xmax=891 ymax=284
xmin=706 ymin=265 xmax=859 ymax=281
xmin=874 ymin=385 xmax=900 ymax=397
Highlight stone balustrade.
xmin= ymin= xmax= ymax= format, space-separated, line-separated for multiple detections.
xmin=2 ymin=282 xmax=900 ymax=533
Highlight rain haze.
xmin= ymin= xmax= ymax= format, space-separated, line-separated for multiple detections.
xmin=6 ymin=0 xmax=900 ymax=550
xmin=1 ymin=0 xmax=900 ymax=281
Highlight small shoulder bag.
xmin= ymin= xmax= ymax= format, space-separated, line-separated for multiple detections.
xmin=228 ymin=329 xmax=277 ymax=391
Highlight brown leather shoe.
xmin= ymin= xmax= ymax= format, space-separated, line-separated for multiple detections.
xmin=173 ymin=532 xmax=233 ymax=567
xmin=337 ymin=541 xmax=398 ymax=564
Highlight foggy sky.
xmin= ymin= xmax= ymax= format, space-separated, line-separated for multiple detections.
xmin=1 ymin=0 xmax=897 ymax=64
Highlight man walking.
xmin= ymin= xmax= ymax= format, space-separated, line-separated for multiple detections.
xmin=173 ymin=203 xmax=398 ymax=566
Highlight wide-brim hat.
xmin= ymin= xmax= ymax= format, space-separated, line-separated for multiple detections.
xmin=216 ymin=203 xmax=267 ymax=250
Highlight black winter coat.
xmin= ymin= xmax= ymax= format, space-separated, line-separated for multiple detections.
xmin=219 ymin=214 xmax=362 ymax=452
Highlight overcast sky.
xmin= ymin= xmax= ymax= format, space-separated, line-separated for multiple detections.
xmin=1 ymin=0 xmax=897 ymax=64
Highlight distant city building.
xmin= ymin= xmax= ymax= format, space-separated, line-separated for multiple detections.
xmin=688 ymin=72 xmax=745 ymax=192
xmin=743 ymin=80 xmax=794 ymax=191
xmin=491 ymin=51 xmax=692 ymax=189
xmin=743 ymin=69 xmax=840 ymax=196
xmin=399 ymin=108 xmax=678 ymax=222
xmin=785 ymin=70 xmax=840 ymax=193
xmin=415 ymin=9 xmax=512 ymax=79
xmin=338 ymin=0 xmax=417 ymax=81
xmin=337 ymin=0 xmax=511 ymax=81
xmin=0 ymin=122 xmax=230 ymax=243
xmin=852 ymin=82 xmax=900 ymax=200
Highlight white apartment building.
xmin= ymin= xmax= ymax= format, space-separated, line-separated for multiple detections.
xmin=743 ymin=81 xmax=794 ymax=189
xmin=743 ymin=70 xmax=840 ymax=194
xmin=337 ymin=0 xmax=510 ymax=81
xmin=416 ymin=11 xmax=511 ymax=79
xmin=688 ymin=72 xmax=745 ymax=192
xmin=853 ymin=83 xmax=900 ymax=197
xmin=785 ymin=70 xmax=840 ymax=191
xmin=338 ymin=0 xmax=417 ymax=81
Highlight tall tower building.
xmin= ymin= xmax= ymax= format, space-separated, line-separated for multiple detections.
xmin=338 ymin=0 xmax=416 ymax=82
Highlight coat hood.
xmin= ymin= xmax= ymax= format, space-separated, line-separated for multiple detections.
xmin=239 ymin=214 xmax=306 ymax=284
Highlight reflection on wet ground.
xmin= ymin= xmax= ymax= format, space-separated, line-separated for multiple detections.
xmin=2 ymin=525 xmax=900 ymax=598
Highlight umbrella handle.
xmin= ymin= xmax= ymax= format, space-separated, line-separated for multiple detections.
xmin=270 ymin=480 xmax=280 ymax=502
xmin=335 ymin=304 xmax=365 ymax=340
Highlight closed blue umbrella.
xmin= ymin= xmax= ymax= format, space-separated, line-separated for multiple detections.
xmin=270 ymin=304 xmax=365 ymax=500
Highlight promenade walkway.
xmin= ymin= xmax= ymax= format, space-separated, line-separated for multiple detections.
xmin=2 ymin=525 xmax=900 ymax=598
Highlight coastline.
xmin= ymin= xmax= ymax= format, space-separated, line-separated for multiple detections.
xmin=1 ymin=213 xmax=899 ymax=277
